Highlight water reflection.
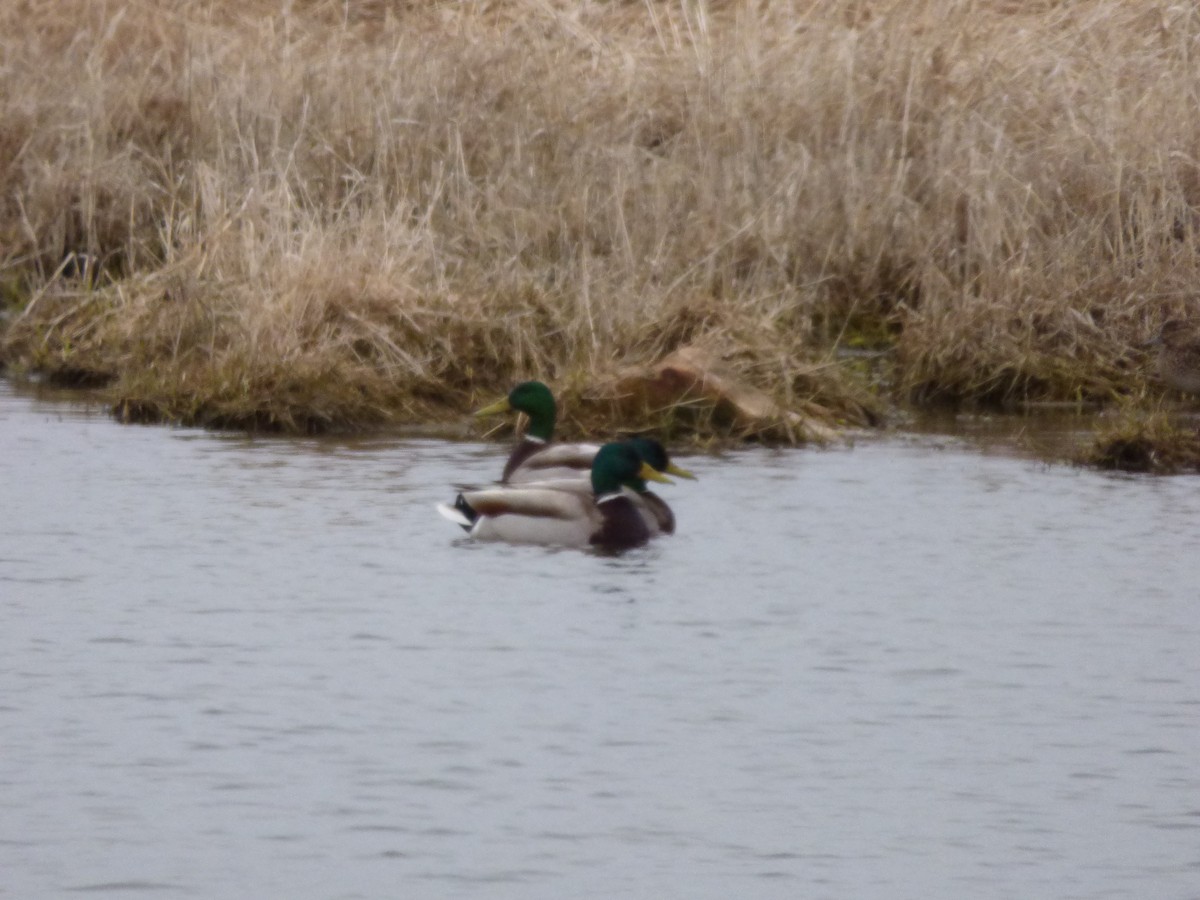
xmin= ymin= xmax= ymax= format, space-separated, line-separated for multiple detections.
xmin=2 ymin=379 xmax=1199 ymax=899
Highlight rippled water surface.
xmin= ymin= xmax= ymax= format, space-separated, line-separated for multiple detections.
xmin=3 ymin=380 xmax=1199 ymax=899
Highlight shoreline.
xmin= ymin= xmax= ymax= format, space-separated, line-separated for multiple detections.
xmin=4 ymin=365 xmax=1199 ymax=475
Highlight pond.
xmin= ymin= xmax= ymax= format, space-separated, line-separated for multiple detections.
xmin=2 ymin=379 xmax=1198 ymax=899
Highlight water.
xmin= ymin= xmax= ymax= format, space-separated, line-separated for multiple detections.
xmin=2 ymin=380 xmax=1199 ymax=899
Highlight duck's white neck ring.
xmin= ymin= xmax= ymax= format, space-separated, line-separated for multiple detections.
xmin=595 ymin=492 xmax=623 ymax=505
xmin=523 ymin=435 xmax=547 ymax=445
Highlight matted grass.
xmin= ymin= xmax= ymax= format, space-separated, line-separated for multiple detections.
xmin=3 ymin=0 xmax=1199 ymax=436
xmin=1083 ymin=408 xmax=1200 ymax=473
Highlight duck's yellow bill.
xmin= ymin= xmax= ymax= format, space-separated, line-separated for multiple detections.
xmin=639 ymin=462 xmax=673 ymax=484
xmin=474 ymin=397 xmax=512 ymax=417
xmin=666 ymin=462 xmax=697 ymax=480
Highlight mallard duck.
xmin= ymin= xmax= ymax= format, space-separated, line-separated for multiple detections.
xmin=437 ymin=442 xmax=672 ymax=550
xmin=1147 ymin=319 xmax=1200 ymax=395
xmin=623 ymin=437 xmax=695 ymax=534
xmin=474 ymin=383 xmax=698 ymax=492
xmin=523 ymin=436 xmax=696 ymax=535
xmin=473 ymin=380 xmax=601 ymax=483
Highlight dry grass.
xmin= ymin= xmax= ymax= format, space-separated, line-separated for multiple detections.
xmin=3 ymin=0 xmax=1200 ymax=434
xmin=1083 ymin=408 xmax=1200 ymax=473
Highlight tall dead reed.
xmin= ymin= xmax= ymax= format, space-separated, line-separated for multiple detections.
xmin=2 ymin=0 xmax=1198 ymax=431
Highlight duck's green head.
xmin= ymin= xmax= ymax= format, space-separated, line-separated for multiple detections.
xmin=474 ymin=380 xmax=556 ymax=441
xmin=591 ymin=442 xmax=672 ymax=496
xmin=625 ymin=437 xmax=697 ymax=491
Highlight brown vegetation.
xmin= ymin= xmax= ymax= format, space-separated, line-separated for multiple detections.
xmin=2 ymin=0 xmax=1199 ymax=438
xmin=1084 ymin=409 xmax=1200 ymax=474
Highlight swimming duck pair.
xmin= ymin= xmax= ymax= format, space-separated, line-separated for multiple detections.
xmin=438 ymin=381 xmax=695 ymax=550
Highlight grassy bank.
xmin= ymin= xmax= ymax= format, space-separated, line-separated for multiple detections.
xmin=2 ymin=0 xmax=1198 ymax=437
